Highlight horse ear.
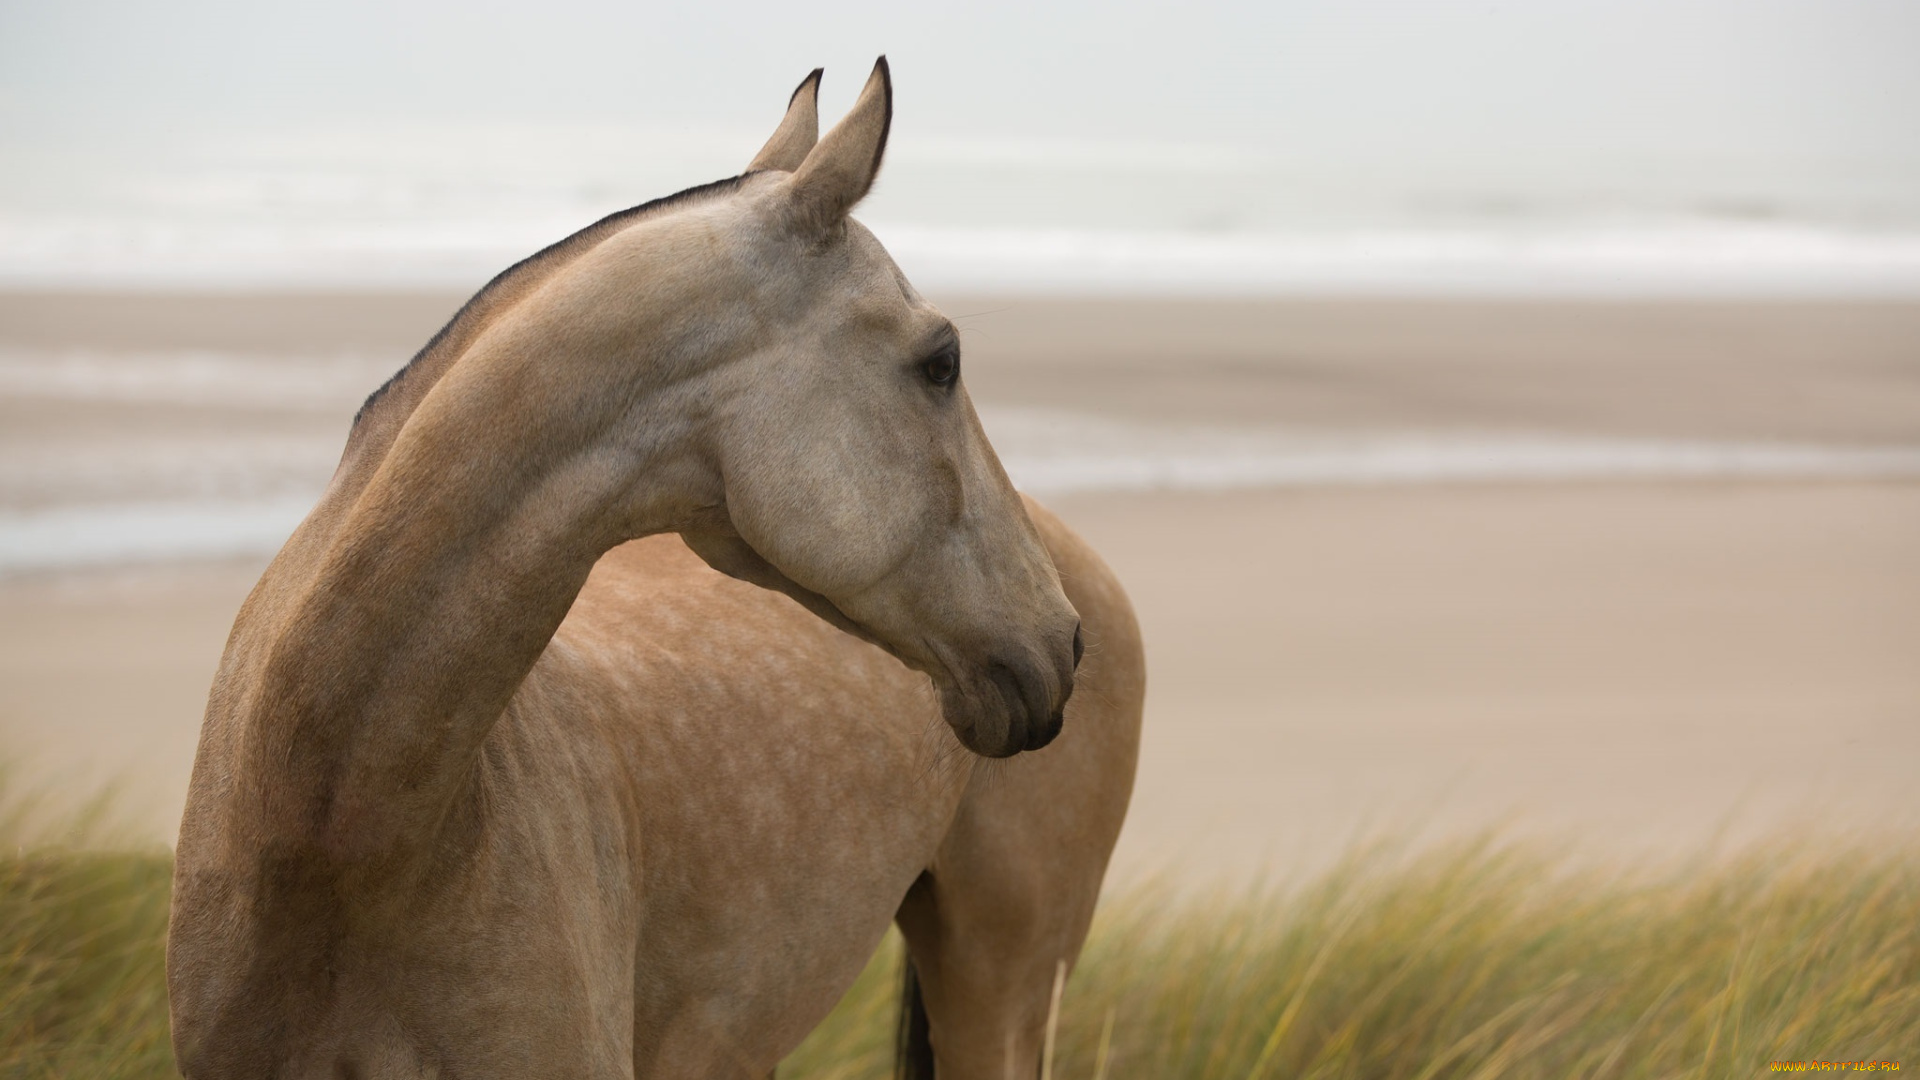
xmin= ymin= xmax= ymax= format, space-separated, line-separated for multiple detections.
xmin=783 ymin=56 xmax=891 ymax=233
xmin=748 ymin=68 xmax=823 ymax=172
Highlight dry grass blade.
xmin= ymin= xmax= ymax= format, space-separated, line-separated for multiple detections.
xmin=1092 ymin=1007 xmax=1115 ymax=1080
xmin=1042 ymin=958 xmax=1066 ymax=1080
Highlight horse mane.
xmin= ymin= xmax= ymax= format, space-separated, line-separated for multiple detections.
xmin=347 ymin=172 xmax=756 ymax=440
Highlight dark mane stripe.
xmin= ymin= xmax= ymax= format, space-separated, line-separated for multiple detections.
xmin=350 ymin=172 xmax=755 ymax=432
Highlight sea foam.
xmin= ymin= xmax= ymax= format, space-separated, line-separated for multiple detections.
xmin=7 ymin=217 xmax=1920 ymax=296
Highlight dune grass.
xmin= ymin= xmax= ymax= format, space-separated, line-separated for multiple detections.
xmin=786 ymin=836 xmax=1918 ymax=1080
xmin=1 ymin=786 xmax=174 ymax=1079
xmin=3 ymin=796 xmax=1913 ymax=1078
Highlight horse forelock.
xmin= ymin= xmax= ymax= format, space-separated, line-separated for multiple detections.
xmin=347 ymin=171 xmax=760 ymax=440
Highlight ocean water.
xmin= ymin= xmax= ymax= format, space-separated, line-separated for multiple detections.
xmin=5 ymin=123 xmax=1920 ymax=295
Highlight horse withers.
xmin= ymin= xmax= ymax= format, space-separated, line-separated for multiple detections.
xmin=168 ymin=59 xmax=1144 ymax=1080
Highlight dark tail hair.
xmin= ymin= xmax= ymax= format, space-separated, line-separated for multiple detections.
xmin=895 ymin=955 xmax=935 ymax=1080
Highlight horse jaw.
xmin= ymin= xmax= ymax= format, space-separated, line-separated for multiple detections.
xmin=683 ymin=524 xmax=1079 ymax=759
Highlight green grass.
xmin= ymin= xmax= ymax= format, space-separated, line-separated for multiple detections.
xmin=4 ymin=799 xmax=1914 ymax=1078
xmin=1 ymin=786 xmax=174 ymax=1079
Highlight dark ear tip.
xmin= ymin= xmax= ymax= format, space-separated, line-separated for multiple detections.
xmin=871 ymin=56 xmax=893 ymax=170
xmin=790 ymin=67 xmax=825 ymax=105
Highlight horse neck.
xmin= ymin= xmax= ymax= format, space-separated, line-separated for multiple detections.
xmin=225 ymin=302 xmax=698 ymax=870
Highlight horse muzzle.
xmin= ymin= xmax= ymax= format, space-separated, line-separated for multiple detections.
xmin=943 ymin=621 xmax=1081 ymax=758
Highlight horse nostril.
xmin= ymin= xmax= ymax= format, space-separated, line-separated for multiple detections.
xmin=1071 ymin=623 xmax=1085 ymax=669
xmin=1027 ymin=705 xmax=1066 ymax=751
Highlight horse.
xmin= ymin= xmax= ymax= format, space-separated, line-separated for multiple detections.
xmin=167 ymin=59 xmax=1144 ymax=1080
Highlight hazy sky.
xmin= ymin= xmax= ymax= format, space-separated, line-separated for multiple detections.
xmin=4 ymin=0 xmax=1916 ymax=163
xmin=3 ymin=0 xmax=1919 ymax=261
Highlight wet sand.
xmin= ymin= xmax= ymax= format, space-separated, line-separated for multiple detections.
xmin=2 ymin=293 xmax=1917 ymax=875
xmin=7 ymin=292 xmax=1920 ymax=443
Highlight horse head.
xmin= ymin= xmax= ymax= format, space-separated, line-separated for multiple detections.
xmin=616 ymin=60 xmax=1084 ymax=755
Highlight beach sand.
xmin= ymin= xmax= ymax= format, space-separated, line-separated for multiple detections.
xmin=2 ymin=293 xmax=1916 ymax=877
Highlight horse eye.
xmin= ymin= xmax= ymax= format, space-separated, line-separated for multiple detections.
xmin=921 ymin=348 xmax=959 ymax=387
